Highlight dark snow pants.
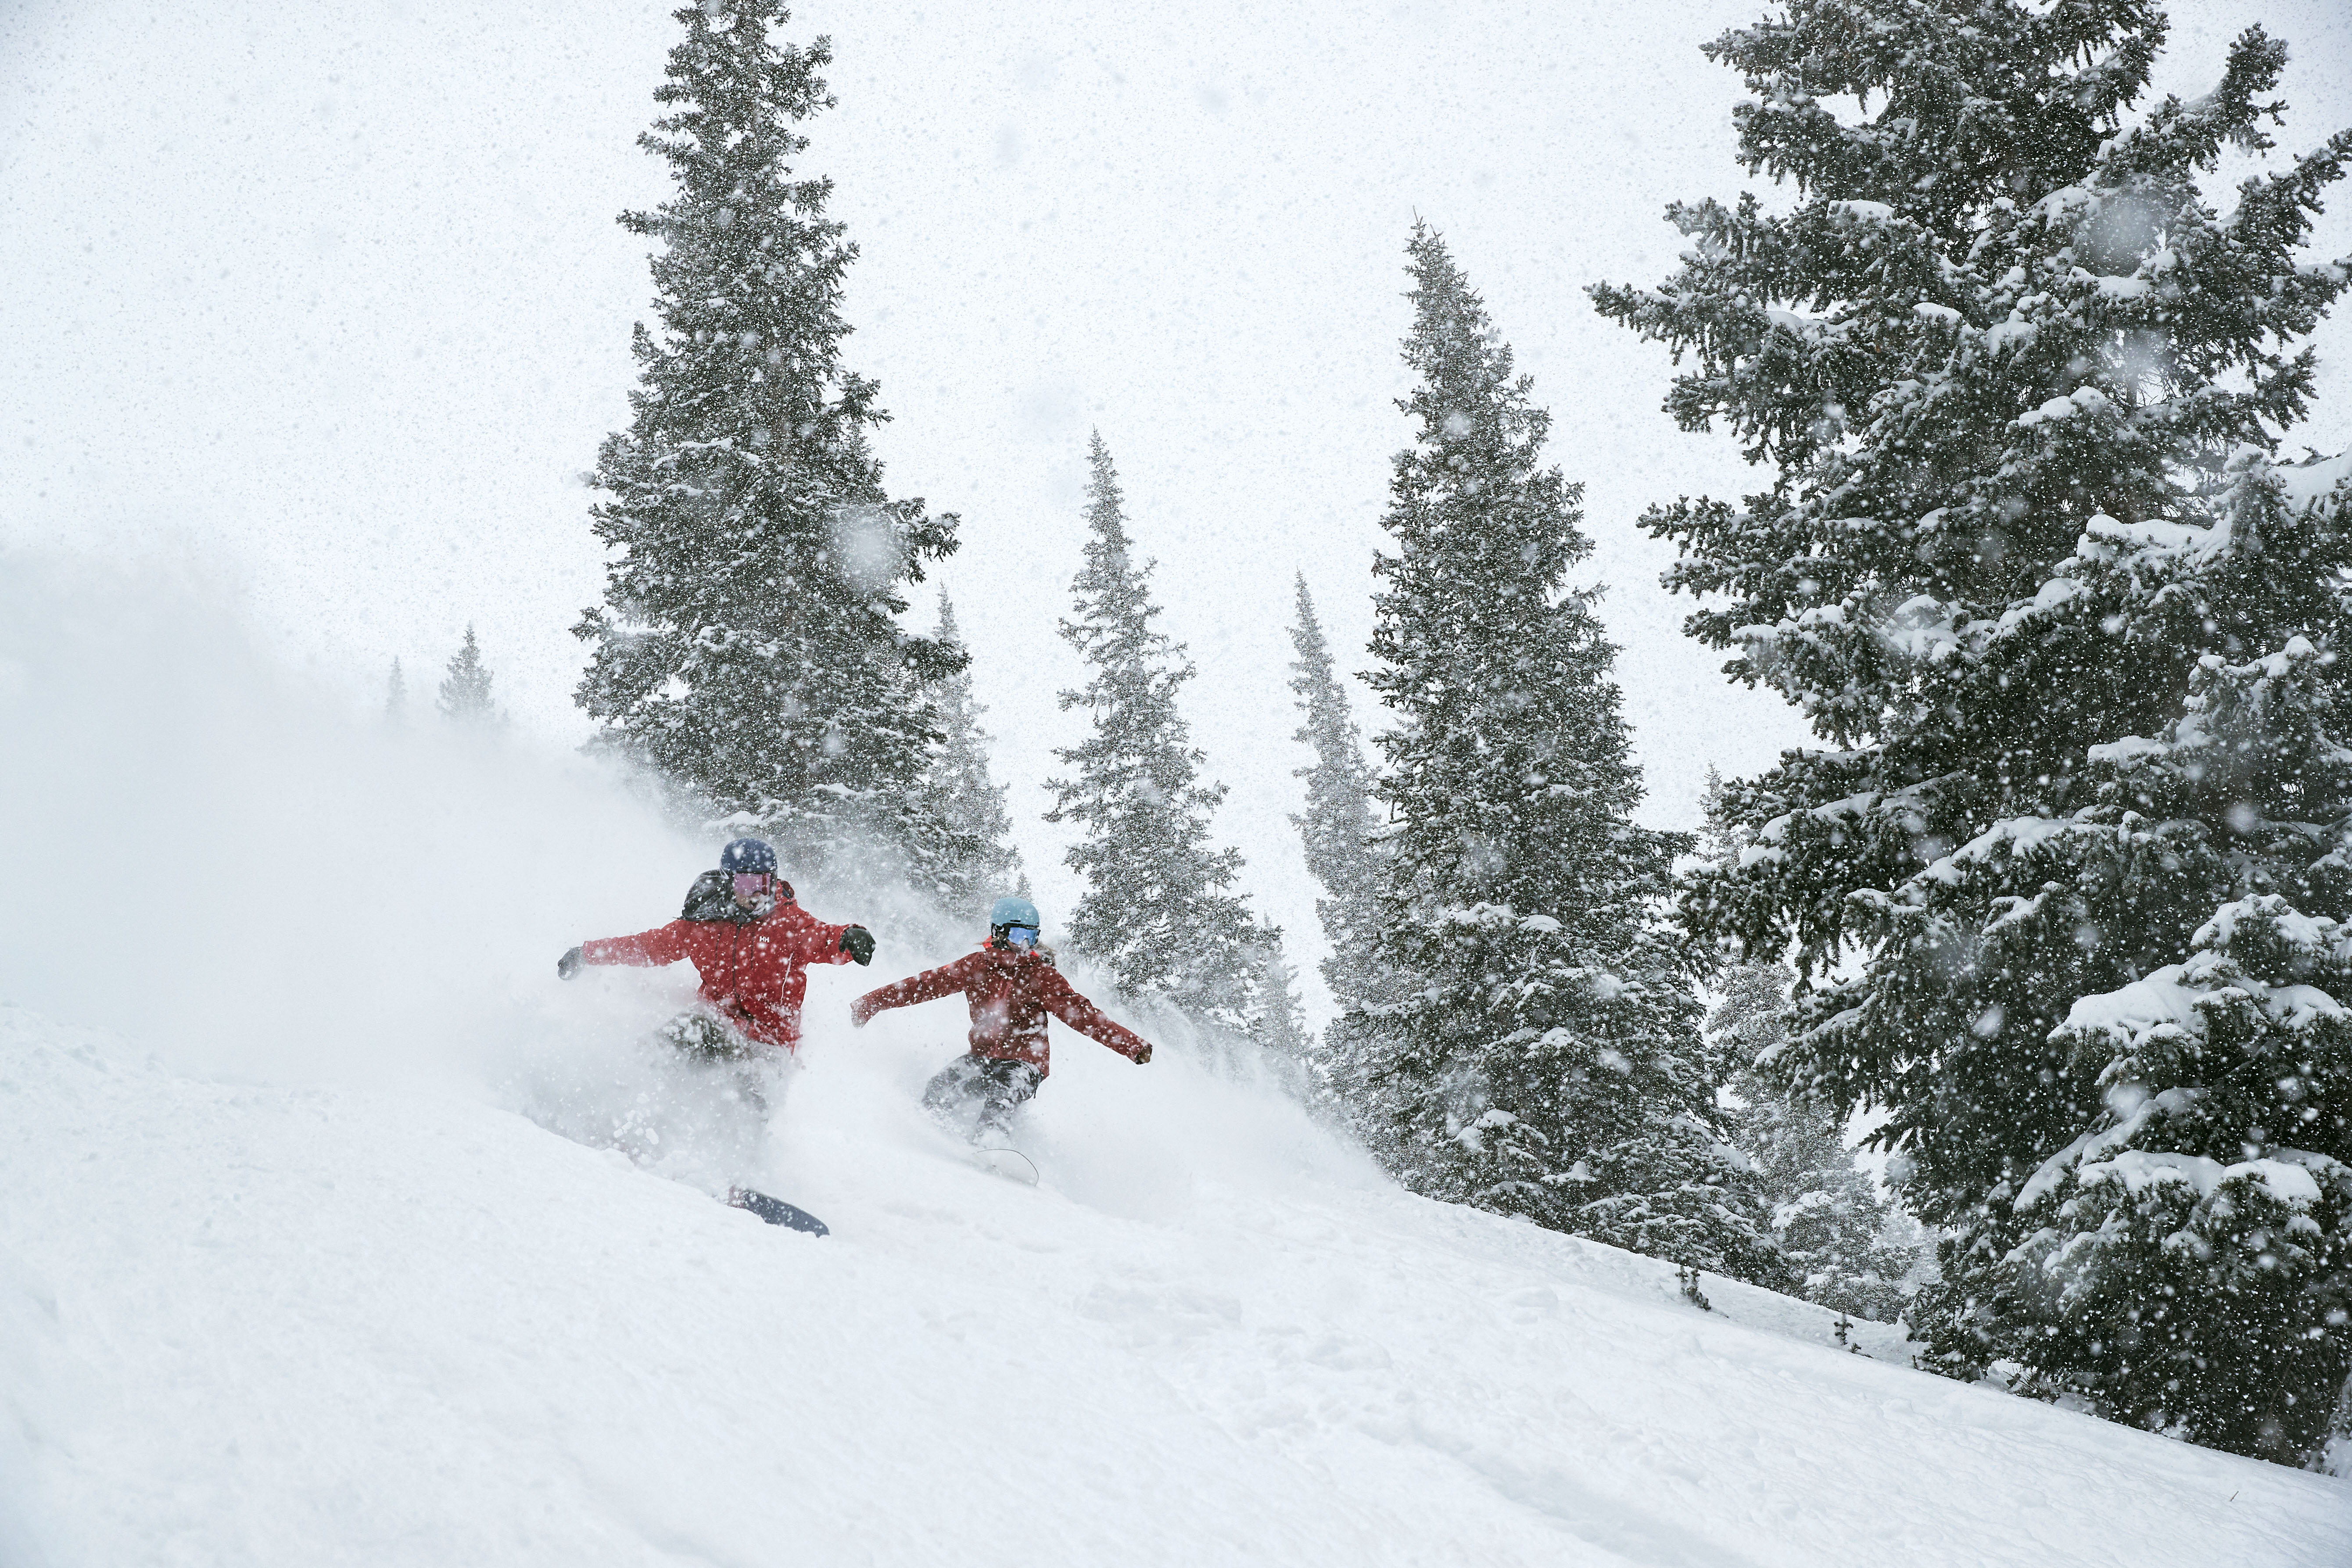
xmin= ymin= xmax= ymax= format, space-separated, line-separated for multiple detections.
xmin=658 ymin=1009 xmax=779 ymax=1112
xmin=921 ymin=1053 xmax=1043 ymax=1140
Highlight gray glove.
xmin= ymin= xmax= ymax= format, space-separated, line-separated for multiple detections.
xmin=557 ymin=946 xmax=583 ymax=980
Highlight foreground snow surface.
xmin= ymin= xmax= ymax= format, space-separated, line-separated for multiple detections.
xmin=3 ymin=1007 xmax=2345 ymax=1568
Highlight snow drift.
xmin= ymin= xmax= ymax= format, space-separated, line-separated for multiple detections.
xmin=2 ymin=557 xmax=2346 ymax=1565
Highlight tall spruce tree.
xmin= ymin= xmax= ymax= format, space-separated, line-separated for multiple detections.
xmin=1287 ymin=574 xmax=1398 ymax=1016
xmin=575 ymin=0 xmax=964 ymax=880
xmin=384 ymin=658 xmax=408 ymax=726
xmin=1347 ymin=226 xmax=1783 ymax=1285
xmin=438 ymin=626 xmax=503 ymax=729
xmin=1596 ymin=3 xmax=2352 ymax=1464
xmin=919 ymin=588 xmax=1025 ymax=919
xmin=1045 ymin=432 xmax=1263 ymax=1032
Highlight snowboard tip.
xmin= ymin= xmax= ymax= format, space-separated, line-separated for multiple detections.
xmin=973 ymin=1147 xmax=1039 ymax=1185
xmin=728 ymin=1186 xmax=831 ymax=1235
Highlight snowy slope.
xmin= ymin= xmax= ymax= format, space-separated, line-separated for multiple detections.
xmin=4 ymin=1001 xmax=2345 ymax=1568
xmin=3 ymin=562 xmax=2348 ymax=1564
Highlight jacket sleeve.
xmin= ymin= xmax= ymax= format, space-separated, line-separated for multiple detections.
xmin=581 ymin=921 xmax=694 ymax=967
xmin=791 ymin=908 xmax=857 ymax=967
xmin=851 ymin=954 xmax=979 ymax=1026
xmin=1034 ymin=969 xmax=1152 ymax=1061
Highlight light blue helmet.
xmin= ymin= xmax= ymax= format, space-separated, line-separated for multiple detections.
xmin=989 ymin=895 xmax=1040 ymax=931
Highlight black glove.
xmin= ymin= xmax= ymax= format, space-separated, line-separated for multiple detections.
xmin=840 ymin=925 xmax=875 ymax=966
xmin=557 ymin=946 xmax=583 ymax=980
xmin=1134 ymin=1042 xmax=1154 ymax=1065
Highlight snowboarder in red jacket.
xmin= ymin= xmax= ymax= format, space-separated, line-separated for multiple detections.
xmin=557 ymin=838 xmax=875 ymax=1053
xmin=849 ymin=895 xmax=1153 ymax=1141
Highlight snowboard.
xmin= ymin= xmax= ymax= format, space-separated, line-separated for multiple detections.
xmin=728 ymin=1186 xmax=829 ymax=1235
xmin=972 ymin=1146 xmax=1038 ymax=1186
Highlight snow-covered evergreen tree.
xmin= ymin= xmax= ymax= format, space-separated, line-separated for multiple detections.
xmin=437 ymin=626 xmax=503 ymax=729
xmin=1347 ymin=226 xmax=1784 ymax=1286
xmin=1045 ymin=432 xmax=1263 ymax=1032
xmin=384 ymin=658 xmax=407 ymax=726
xmin=918 ymin=588 xmax=1025 ymax=920
xmin=574 ymin=0 xmax=964 ymax=881
xmin=1596 ymin=2 xmax=2352 ymax=1463
xmin=1287 ymin=574 xmax=1398 ymax=1016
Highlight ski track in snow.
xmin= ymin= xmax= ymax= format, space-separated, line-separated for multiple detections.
xmin=3 ymin=1005 xmax=2345 ymax=1568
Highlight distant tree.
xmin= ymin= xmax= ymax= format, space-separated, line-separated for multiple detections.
xmin=1045 ymin=432 xmax=1265 ymax=1034
xmin=1698 ymin=768 xmax=1918 ymax=1318
xmin=1709 ymin=960 xmax=1921 ymax=1323
xmin=1346 ymin=226 xmax=1784 ymax=1287
xmin=384 ymin=657 xmax=408 ymax=725
xmin=574 ymin=0 xmax=964 ymax=881
xmin=1243 ymin=932 xmax=1315 ymax=1066
xmin=437 ymin=626 xmax=504 ymax=729
xmin=919 ymin=587 xmax=1025 ymax=919
xmin=1595 ymin=2 xmax=2352 ymax=1464
xmin=1286 ymin=574 xmax=1398 ymax=1017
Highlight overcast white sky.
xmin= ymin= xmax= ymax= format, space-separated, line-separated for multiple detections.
xmin=6 ymin=0 xmax=2349 ymax=1018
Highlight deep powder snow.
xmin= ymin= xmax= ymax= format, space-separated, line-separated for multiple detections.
xmin=2 ymin=562 xmax=2346 ymax=1565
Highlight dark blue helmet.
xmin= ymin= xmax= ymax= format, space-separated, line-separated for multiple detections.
xmin=720 ymin=838 xmax=778 ymax=876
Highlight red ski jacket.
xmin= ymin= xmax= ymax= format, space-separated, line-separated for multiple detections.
xmin=849 ymin=943 xmax=1151 ymax=1074
xmin=580 ymin=901 xmax=857 ymax=1050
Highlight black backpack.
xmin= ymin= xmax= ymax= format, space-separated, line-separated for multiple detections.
xmin=681 ymin=869 xmax=795 ymax=925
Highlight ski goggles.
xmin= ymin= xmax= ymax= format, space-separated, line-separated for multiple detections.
xmin=732 ymin=872 xmax=777 ymax=899
xmin=1003 ymin=925 xmax=1040 ymax=948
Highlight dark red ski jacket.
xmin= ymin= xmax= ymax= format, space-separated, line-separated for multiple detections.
xmin=580 ymin=900 xmax=856 ymax=1050
xmin=849 ymin=943 xmax=1151 ymax=1074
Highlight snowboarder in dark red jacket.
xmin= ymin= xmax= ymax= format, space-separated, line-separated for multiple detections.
xmin=849 ymin=895 xmax=1153 ymax=1141
xmin=556 ymin=838 xmax=875 ymax=1053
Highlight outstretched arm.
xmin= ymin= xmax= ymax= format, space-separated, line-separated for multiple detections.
xmin=850 ymin=955 xmax=979 ymax=1027
xmin=580 ymin=921 xmax=694 ymax=968
xmin=789 ymin=909 xmax=874 ymax=967
xmin=1035 ymin=970 xmax=1154 ymax=1063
